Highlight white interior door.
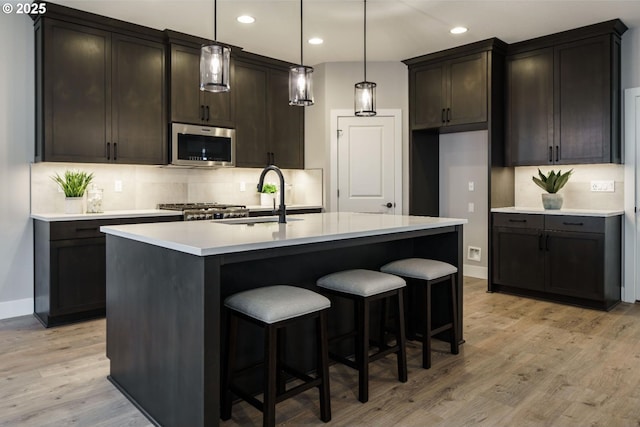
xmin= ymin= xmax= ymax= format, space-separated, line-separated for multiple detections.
xmin=337 ymin=116 xmax=397 ymax=213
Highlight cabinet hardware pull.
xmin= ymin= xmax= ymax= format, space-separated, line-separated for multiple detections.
xmin=555 ymin=146 xmax=559 ymax=162
xmin=76 ymin=227 xmax=99 ymax=232
xmin=446 ymin=108 xmax=451 ymax=123
xmin=508 ymin=219 xmax=527 ymax=223
xmin=563 ymin=222 xmax=583 ymax=226
xmin=200 ymin=105 xmax=205 ymax=121
xmin=205 ymin=106 xmax=210 ymax=121
xmin=107 ymin=142 xmax=111 ymax=160
xmin=441 ymin=109 xmax=446 ymax=123
xmin=548 ymin=146 xmax=552 ymax=162
xmin=270 ymin=152 xmax=275 ymax=164
xmin=538 ymin=233 xmax=544 ymax=250
xmin=114 ymin=142 xmax=117 ymax=161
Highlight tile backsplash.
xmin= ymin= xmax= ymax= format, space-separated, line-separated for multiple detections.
xmin=514 ymin=164 xmax=624 ymax=210
xmin=31 ymin=163 xmax=323 ymax=213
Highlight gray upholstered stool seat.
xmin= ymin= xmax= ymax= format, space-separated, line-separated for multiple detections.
xmin=224 ymin=285 xmax=330 ymax=323
xmin=381 ymin=258 xmax=457 ymax=281
xmin=316 ymin=269 xmax=407 ymax=403
xmin=380 ymin=258 xmax=459 ymax=369
xmin=317 ymin=269 xmax=406 ymax=297
xmin=222 ymin=285 xmax=331 ymax=427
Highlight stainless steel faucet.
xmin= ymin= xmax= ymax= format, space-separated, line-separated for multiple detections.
xmin=257 ymin=165 xmax=286 ymax=224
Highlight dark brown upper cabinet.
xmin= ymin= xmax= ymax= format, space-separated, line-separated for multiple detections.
xmin=34 ymin=6 xmax=167 ymax=165
xmin=234 ymin=53 xmax=304 ymax=169
xmin=166 ymin=31 xmax=234 ymax=128
xmin=407 ymin=51 xmax=489 ymax=131
xmin=506 ymin=20 xmax=627 ymax=166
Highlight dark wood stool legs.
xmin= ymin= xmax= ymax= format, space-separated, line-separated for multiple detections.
xmin=423 ymin=273 xmax=459 ymax=369
xmin=222 ymin=309 xmax=331 ymax=427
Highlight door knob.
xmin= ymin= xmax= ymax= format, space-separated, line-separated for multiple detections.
xmin=385 ymin=202 xmax=393 ymax=208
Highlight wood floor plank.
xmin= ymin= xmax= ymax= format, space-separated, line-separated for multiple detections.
xmin=1 ymin=278 xmax=639 ymax=427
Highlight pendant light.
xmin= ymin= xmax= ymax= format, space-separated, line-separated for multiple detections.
xmin=354 ymin=0 xmax=376 ymax=116
xmin=200 ymin=0 xmax=230 ymax=93
xmin=289 ymin=0 xmax=314 ymax=106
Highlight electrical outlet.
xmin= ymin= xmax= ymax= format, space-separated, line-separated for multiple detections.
xmin=467 ymin=246 xmax=481 ymax=262
xmin=239 ymin=182 xmax=246 ymax=192
xmin=468 ymin=181 xmax=474 ymax=191
xmin=468 ymin=202 xmax=475 ymax=213
xmin=590 ymin=180 xmax=614 ymax=192
xmin=114 ymin=180 xmax=123 ymax=192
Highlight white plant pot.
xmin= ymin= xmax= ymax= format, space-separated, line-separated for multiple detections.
xmin=260 ymin=192 xmax=277 ymax=207
xmin=65 ymin=196 xmax=84 ymax=214
xmin=541 ymin=193 xmax=563 ymax=210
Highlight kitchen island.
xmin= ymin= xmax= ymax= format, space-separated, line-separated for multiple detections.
xmin=101 ymin=212 xmax=466 ymax=427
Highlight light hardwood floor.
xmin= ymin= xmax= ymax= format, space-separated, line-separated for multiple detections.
xmin=2 ymin=277 xmax=640 ymax=426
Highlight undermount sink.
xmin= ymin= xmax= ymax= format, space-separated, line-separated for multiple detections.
xmin=217 ymin=216 xmax=304 ymax=225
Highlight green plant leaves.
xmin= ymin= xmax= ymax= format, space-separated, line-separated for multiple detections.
xmin=260 ymin=183 xmax=277 ymax=194
xmin=531 ymin=168 xmax=573 ymax=194
xmin=51 ymin=170 xmax=94 ymax=197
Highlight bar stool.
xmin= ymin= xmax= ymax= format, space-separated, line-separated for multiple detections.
xmin=316 ymin=269 xmax=407 ymax=403
xmin=221 ymin=285 xmax=331 ymax=427
xmin=381 ymin=258 xmax=459 ymax=369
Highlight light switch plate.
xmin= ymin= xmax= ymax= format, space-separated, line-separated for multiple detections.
xmin=467 ymin=246 xmax=481 ymax=262
xmin=468 ymin=181 xmax=474 ymax=191
xmin=468 ymin=202 xmax=475 ymax=213
xmin=590 ymin=180 xmax=614 ymax=192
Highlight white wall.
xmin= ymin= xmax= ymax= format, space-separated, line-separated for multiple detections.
xmin=440 ymin=131 xmax=489 ymax=278
xmin=305 ymin=61 xmax=409 ymax=212
xmin=622 ymin=27 xmax=639 ymax=90
xmin=0 ymin=12 xmax=34 ymax=318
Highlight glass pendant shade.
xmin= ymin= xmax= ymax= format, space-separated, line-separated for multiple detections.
xmin=200 ymin=43 xmax=230 ymax=93
xmin=289 ymin=65 xmax=314 ymax=106
xmin=355 ymin=81 xmax=376 ymax=116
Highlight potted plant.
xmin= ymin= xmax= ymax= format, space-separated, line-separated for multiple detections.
xmin=259 ymin=183 xmax=278 ymax=207
xmin=532 ymin=168 xmax=573 ymax=210
xmin=51 ymin=170 xmax=94 ymax=214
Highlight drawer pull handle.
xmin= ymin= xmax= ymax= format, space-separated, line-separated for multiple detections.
xmin=538 ymin=233 xmax=544 ymax=250
xmin=508 ymin=219 xmax=527 ymax=223
xmin=76 ymin=227 xmax=99 ymax=232
xmin=562 ymin=222 xmax=584 ymax=226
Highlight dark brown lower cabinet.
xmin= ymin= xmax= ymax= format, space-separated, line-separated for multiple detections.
xmin=34 ymin=215 xmax=181 ymax=327
xmin=491 ymin=212 xmax=621 ymax=310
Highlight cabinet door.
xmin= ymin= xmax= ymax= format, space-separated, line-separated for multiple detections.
xmin=447 ymin=52 xmax=487 ymax=126
xmin=43 ymin=20 xmax=111 ymax=162
xmin=50 ymin=237 xmax=106 ymax=316
xmin=111 ymin=35 xmax=166 ymax=165
xmin=555 ymin=36 xmax=611 ymax=164
xmin=235 ymin=61 xmax=269 ymax=167
xmin=170 ymin=45 xmax=205 ymax=125
xmin=506 ymin=48 xmax=554 ymax=166
xmin=269 ymin=68 xmax=304 ymax=169
xmin=545 ymin=231 xmax=604 ymax=300
xmin=492 ymin=227 xmax=545 ymax=291
xmin=412 ymin=63 xmax=445 ymax=129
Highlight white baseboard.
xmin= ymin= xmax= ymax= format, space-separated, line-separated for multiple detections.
xmin=0 ymin=298 xmax=33 ymax=320
xmin=463 ymin=264 xmax=488 ymax=280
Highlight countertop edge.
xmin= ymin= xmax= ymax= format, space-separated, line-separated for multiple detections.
xmin=491 ymin=207 xmax=624 ymax=217
xmin=31 ymin=209 xmax=182 ymax=222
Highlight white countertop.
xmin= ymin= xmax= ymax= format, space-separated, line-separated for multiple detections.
xmin=491 ymin=207 xmax=624 ymax=217
xmin=31 ymin=209 xmax=182 ymax=222
xmin=101 ymin=212 xmax=467 ymax=257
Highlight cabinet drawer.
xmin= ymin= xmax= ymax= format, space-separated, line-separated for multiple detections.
xmin=545 ymin=215 xmax=604 ymax=233
xmin=50 ymin=219 xmax=121 ymax=240
xmin=493 ymin=213 xmax=544 ymax=229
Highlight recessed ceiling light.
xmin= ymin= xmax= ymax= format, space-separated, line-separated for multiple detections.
xmin=237 ymin=15 xmax=255 ymax=24
xmin=450 ymin=26 xmax=468 ymax=35
xmin=308 ymin=37 xmax=324 ymax=45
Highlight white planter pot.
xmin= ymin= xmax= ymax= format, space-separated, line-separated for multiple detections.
xmin=260 ymin=192 xmax=277 ymax=207
xmin=65 ymin=197 xmax=84 ymax=214
xmin=541 ymin=193 xmax=563 ymax=210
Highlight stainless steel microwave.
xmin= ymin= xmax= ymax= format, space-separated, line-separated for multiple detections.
xmin=171 ymin=123 xmax=235 ymax=167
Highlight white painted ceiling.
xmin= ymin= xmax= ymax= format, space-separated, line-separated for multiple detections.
xmin=54 ymin=0 xmax=640 ymax=65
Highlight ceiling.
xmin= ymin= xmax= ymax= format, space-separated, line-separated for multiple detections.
xmin=55 ymin=0 xmax=640 ymax=65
